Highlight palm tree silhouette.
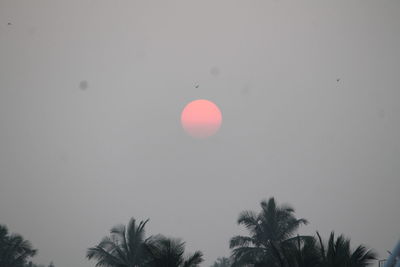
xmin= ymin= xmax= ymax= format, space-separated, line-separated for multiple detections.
xmin=0 ymin=225 xmax=37 ymax=267
xmin=282 ymin=234 xmax=320 ymax=267
xmin=87 ymin=218 xmax=203 ymax=267
xmin=87 ymin=218 xmax=150 ymax=267
xmin=229 ymin=197 xmax=309 ymax=267
xmin=145 ymin=235 xmax=203 ymax=267
xmin=316 ymin=232 xmax=376 ymax=267
xmin=210 ymin=257 xmax=231 ymax=267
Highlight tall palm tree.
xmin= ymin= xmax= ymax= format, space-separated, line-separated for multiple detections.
xmin=145 ymin=235 xmax=203 ymax=267
xmin=87 ymin=218 xmax=151 ymax=267
xmin=0 ymin=225 xmax=37 ymax=267
xmin=316 ymin=232 xmax=376 ymax=267
xmin=229 ymin=197 xmax=309 ymax=267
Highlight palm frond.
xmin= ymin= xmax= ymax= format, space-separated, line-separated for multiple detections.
xmin=350 ymin=245 xmax=377 ymax=266
xmin=237 ymin=210 xmax=259 ymax=230
xmin=86 ymin=245 xmax=124 ymax=266
xmin=229 ymin=236 xmax=255 ymax=249
xmin=183 ymin=251 xmax=204 ymax=267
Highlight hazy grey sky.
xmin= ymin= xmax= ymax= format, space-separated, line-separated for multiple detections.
xmin=1 ymin=1 xmax=399 ymax=266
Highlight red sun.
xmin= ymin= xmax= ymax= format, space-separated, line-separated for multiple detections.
xmin=181 ymin=99 xmax=222 ymax=138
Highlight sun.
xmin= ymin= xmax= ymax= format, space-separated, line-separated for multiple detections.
xmin=181 ymin=99 xmax=222 ymax=138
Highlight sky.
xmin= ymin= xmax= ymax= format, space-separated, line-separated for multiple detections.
xmin=1 ymin=1 xmax=400 ymax=266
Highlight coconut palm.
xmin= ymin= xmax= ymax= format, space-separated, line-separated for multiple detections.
xmin=316 ymin=232 xmax=376 ymax=267
xmin=145 ymin=235 xmax=203 ymax=267
xmin=87 ymin=218 xmax=151 ymax=267
xmin=282 ymin=235 xmax=320 ymax=267
xmin=0 ymin=224 xmax=37 ymax=267
xmin=229 ymin=197 xmax=309 ymax=267
xmin=210 ymin=257 xmax=231 ymax=267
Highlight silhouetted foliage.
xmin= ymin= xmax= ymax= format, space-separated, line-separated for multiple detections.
xmin=25 ymin=263 xmax=44 ymax=267
xmin=87 ymin=218 xmax=150 ymax=267
xmin=229 ymin=197 xmax=309 ymax=267
xmin=87 ymin=218 xmax=203 ymax=267
xmin=2 ymin=198 xmax=378 ymax=267
xmin=229 ymin=197 xmax=378 ymax=267
xmin=0 ymin=225 xmax=37 ymax=267
xmin=210 ymin=257 xmax=231 ymax=267
xmin=25 ymin=260 xmax=55 ymax=267
xmin=316 ymin=231 xmax=377 ymax=267
xmin=146 ymin=235 xmax=203 ymax=267
xmin=25 ymin=260 xmax=54 ymax=267
xmin=282 ymin=234 xmax=320 ymax=267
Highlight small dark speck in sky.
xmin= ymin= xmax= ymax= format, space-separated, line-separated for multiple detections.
xmin=194 ymin=83 xmax=199 ymax=88
xmin=79 ymin=80 xmax=89 ymax=90
xmin=7 ymin=22 xmax=12 ymax=25
xmin=336 ymin=78 xmax=340 ymax=82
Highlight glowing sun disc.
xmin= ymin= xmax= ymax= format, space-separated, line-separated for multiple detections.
xmin=181 ymin=99 xmax=222 ymax=138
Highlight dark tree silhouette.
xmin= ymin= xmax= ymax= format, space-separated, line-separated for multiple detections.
xmin=282 ymin=234 xmax=320 ymax=267
xmin=87 ymin=218 xmax=151 ymax=267
xmin=316 ymin=232 xmax=376 ymax=267
xmin=210 ymin=257 xmax=231 ymax=267
xmin=229 ymin=197 xmax=309 ymax=267
xmin=0 ymin=225 xmax=37 ymax=267
xmin=25 ymin=262 xmax=54 ymax=267
xmin=145 ymin=235 xmax=203 ymax=267
xmin=87 ymin=218 xmax=203 ymax=267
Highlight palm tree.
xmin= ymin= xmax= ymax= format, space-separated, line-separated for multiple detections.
xmin=316 ymin=232 xmax=376 ymax=267
xmin=210 ymin=257 xmax=231 ymax=267
xmin=145 ymin=235 xmax=203 ymax=267
xmin=25 ymin=263 xmax=45 ymax=267
xmin=229 ymin=197 xmax=309 ymax=267
xmin=87 ymin=218 xmax=151 ymax=267
xmin=282 ymin=235 xmax=320 ymax=267
xmin=0 ymin=224 xmax=37 ymax=267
